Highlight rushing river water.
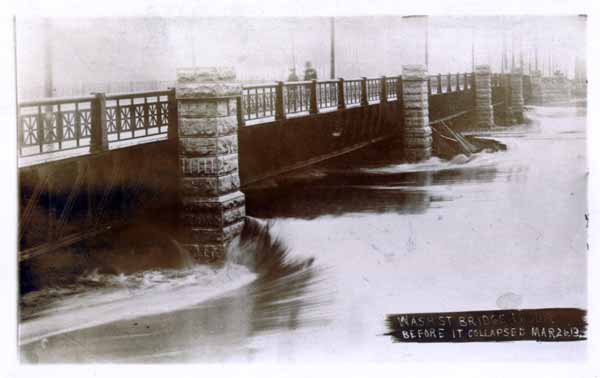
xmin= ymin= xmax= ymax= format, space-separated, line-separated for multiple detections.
xmin=19 ymin=105 xmax=587 ymax=363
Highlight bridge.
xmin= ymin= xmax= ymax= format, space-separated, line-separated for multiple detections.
xmin=17 ymin=64 xmax=579 ymax=263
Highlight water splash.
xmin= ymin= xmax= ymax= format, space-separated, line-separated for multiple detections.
xmin=20 ymin=216 xmax=321 ymax=348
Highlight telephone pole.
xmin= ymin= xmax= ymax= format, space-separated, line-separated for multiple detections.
xmin=330 ymin=17 xmax=335 ymax=79
xmin=44 ymin=18 xmax=53 ymax=98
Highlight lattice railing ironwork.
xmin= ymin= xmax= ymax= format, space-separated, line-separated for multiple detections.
xmin=105 ymin=90 xmax=171 ymax=142
xmin=18 ymin=89 xmax=174 ymax=159
xmin=242 ymin=84 xmax=277 ymax=121
xmin=284 ymin=81 xmax=312 ymax=115
xmin=366 ymin=78 xmax=381 ymax=103
xmin=386 ymin=77 xmax=398 ymax=100
xmin=343 ymin=79 xmax=362 ymax=106
xmin=316 ymin=81 xmax=338 ymax=110
xmin=18 ymin=97 xmax=95 ymax=156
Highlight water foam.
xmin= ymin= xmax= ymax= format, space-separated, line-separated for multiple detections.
xmin=20 ymin=262 xmax=257 ymax=346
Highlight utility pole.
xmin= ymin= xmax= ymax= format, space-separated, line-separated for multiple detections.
xmin=501 ymin=34 xmax=504 ymax=73
xmin=519 ymin=34 xmax=524 ymax=70
xmin=425 ymin=16 xmax=429 ymax=71
xmin=330 ymin=17 xmax=335 ymax=79
xmin=44 ymin=18 xmax=53 ymax=99
xmin=535 ymin=44 xmax=538 ymax=73
xmin=511 ymin=30 xmax=515 ymax=71
xmin=471 ymin=28 xmax=475 ymax=72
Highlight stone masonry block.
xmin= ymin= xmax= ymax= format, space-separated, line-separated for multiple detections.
xmin=181 ymin=243 xmax=228 ymax=262
xmin=176 ymin=82 xmax=242 ymax=99
xmin=181 ymin=205 xmax=245 ymax=228
xmin=181 ymin=191 xmax=245 ymax=212
xmin=475 ymin=65 xmax=491 ymax=75
xmin=179 ymin=116 xmax=238 ymax=138
xmin=183 ymin=219 xmax=245 ymax=244
xmin=402 ymin=65 xmax=428 ymax=80
xmin=403 ymin=82 xmax=428 ymax=95
xmin=179 ymin=134 xmax=238 ymax=157
xmin=404 ymin=117 xmax=429 ymax=128
xmin=178 ymin=99 xmax=235 ymax=118
xmin=403 ymin=94 xmax=429 ymax=103
xmin=177 ymin=67 xmax=236 ymax=83
xmin=404 ymin=109 xmax=429 ymax=118
xmin=404 ymin=147 xmax=432 ymax=162
xmin=405 ymin=136 xmax=433 ymax=148
xmin=180 ymin=154 xmax=239 ymax=177
xmin=181 ymin=173 xmax=240 ymax=197
xmin=405 ymin=126 xmax=432 ymax=137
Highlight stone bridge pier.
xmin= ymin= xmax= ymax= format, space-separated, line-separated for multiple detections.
xmin=474 ymin=65 xmax=494 ymax=129
xmin=175 ymin=67 xmax=246 ymax=262
xmin=510 ymin=68 xmax=525 ymax=124
xmin=402 ymin=65 xmax=432 ymax=162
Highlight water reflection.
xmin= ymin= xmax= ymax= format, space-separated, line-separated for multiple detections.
xmin=245 ymin=140 xmax=502 ymax=220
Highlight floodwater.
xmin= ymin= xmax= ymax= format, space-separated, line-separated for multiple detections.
xmin=19 ymin=105 xmax=587 ymax=363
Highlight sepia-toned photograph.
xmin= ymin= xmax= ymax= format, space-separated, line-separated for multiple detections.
xmin=6 ymin=1 xmax=594 ymax=370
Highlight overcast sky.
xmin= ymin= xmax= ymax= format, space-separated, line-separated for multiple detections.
xmin=15 ymin=15 xmax=586 ymax=97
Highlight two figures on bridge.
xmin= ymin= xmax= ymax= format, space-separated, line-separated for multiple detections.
xmin=288 ymin=61 xmax=318 ymax=82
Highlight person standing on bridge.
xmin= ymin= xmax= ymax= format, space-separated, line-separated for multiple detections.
xmin=303 ymin=61 xmax=318 ymax=81
xmin=288 ymin=67 xmax=299 ymax=82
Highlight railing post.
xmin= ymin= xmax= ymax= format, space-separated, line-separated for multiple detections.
xmin=337 ymin=78 xmax=346 ymax=110
xmin=56 ymin=105 xmax=63 ymax=150
xmin=456 ymin=73 xmax=460 ymax=91
xmin=90 ymin=92 xmax=108 ymax=153
xmin=427 ymin=76 xmax=432 ymax=96
xmin=437 ymin=73 xmax=443 ymax=94
xmin=167 ymin=88 xmax=178 ymax=141
xmin=464 ymin=73 xmax=469 ymax=90
xmin=447 ymin=73 xmax=452 ymax=92
xmin=236 ymin=95 xmax=245 ymax=127
xmin=309 ymin=79 xmax=318 ymax=114
xmin=360 ymin=77 xmax=368 ymax=106
xmin=175 ymin=67 xmax=245 ymax=262
xmin=380 ymin=76 xmax=388 ymax=103
xmin=275 ymin=81 xmax=285 ymax=120
xmin=402 ymin=65 xmax=431 ymax=162
xmin=36 ymin=107 xmax=44 ymax=153
xmin=396 ymin=75 xmax=404 ymax=111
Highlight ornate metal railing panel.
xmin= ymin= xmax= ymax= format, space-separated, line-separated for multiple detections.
xmin=18 ymin=90 xmax=175 ymax=159
xmin=18 ymin=96 xmax=95 ymax=157
xmin=429 ymin=76 xmax=439 ymax=94
xmin=284 ymin=81 xmax=312 ymax=115
xmin=344 ymin=79 xmax=363 ymax=106
xmin=242 ymin=84 xmax=277 ymax=121
xmin=366 ymin=78 xmax=381 ymax=103
xmin=316 ymin=80 xmax=338 ymax=109
xmin=386 ymin=77 xmax=398 ymax=100
xmin=105 ymin=90 xmax=171 ymax=142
